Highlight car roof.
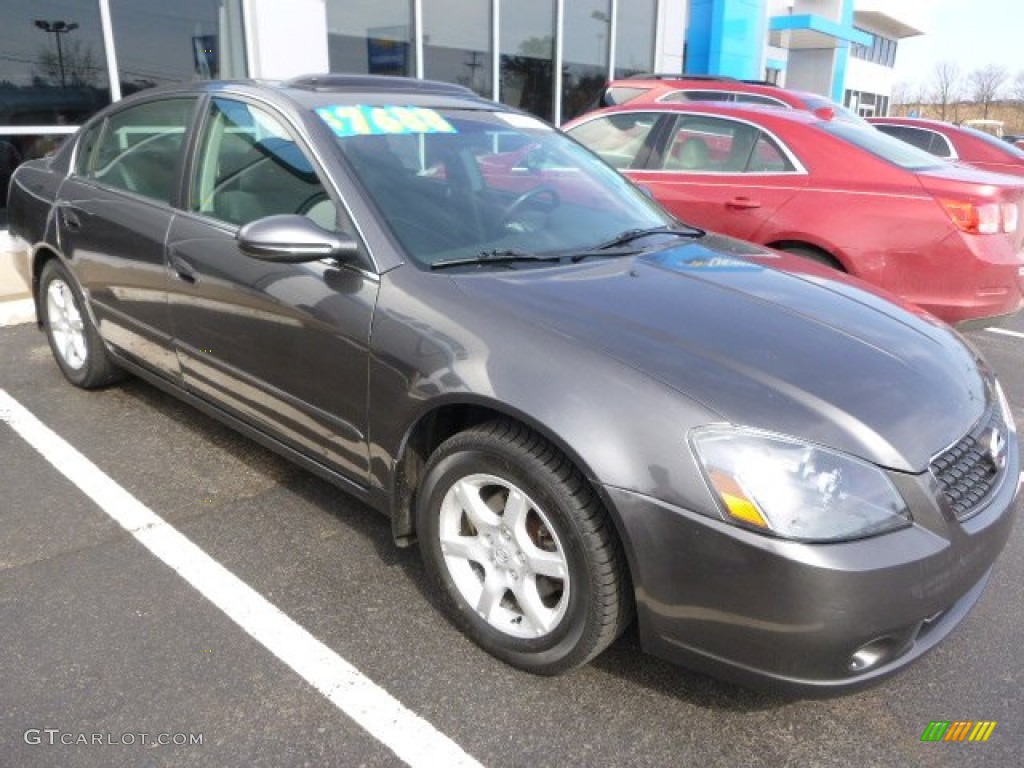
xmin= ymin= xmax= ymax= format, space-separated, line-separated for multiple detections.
xmin=576 ymin=100 xmax=825 ymax=127
xmin=614 ymin=74 xmax=786 ymax=91
xmin=94 ymin=75 xmax=502 ymax=114
xmin=604 ymin=76 xmax=805 ymax=104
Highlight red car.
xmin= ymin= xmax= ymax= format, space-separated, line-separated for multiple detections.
xmin=564 ymin=103 xmax=1024 ymax=325
xmin=592 ymin=74 xmax=867 ymax=125
xmin=869 ymin=117 xmax=1024 ymax=178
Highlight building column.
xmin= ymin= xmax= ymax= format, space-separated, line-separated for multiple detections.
xmin=685 ymin=0 xmax=766 ymax=79
xmin=243 ymin=0 xmax=329 ymax=80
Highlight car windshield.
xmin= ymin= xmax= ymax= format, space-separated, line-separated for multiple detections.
xmin=318 ymin=106 xmax=672 ymax=267
xmin=819 ymin=120 xmax=946 ymax=171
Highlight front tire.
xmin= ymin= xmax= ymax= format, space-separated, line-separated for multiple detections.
xmin=417 ymin=420 xmax=631 ymax=675
xmin=38 ymin=259 xmax=122 ymax=388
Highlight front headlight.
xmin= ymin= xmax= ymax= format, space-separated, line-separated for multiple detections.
xmin=691 ymin=427 xmax=911 ymax=542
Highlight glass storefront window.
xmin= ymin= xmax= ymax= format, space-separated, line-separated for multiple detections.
xmin=108 ymin=0 xmax=246 ymax=97
xmin=561 ymin=0 xmax=612 ymax=121
xmin=614 ymin=0 xmax=656 ymax=78
xmin=1 ymin=1 xmax=111 ymax=225
xmin=3 ymin=0 xmax=675 ymax=227
xmin=423 ymin=1 xmax=492 ymax=98
xmin=0 ymin=1 xmax=112 ymax=125
xmin=327 ymin=1 xmax=415 ymax=77
xmin=500 ymin=0 xmax=555 ymax=122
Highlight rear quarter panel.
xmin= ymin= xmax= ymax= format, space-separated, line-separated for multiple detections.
xmin=7 ymin=160 xmax=62 ymax=249
xmin=751 ymin=124 xmax=959 ymax=293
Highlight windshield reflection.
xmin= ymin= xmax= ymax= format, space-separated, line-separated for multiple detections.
xmin=325 ymin=108 xmax=671 ymax=267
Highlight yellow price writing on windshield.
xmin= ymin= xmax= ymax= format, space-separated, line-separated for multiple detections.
xmin=316 ymin=105 xmax=457 ymax=137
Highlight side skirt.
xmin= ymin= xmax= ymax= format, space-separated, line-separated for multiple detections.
xmin=111 ymin=355 xmax=390 ymax=518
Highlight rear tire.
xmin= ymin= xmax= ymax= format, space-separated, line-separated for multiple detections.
xmin=417 ymin=420 xmax=632 ymax=675
xmin=38 ymin=259 xmax=123 ymax=389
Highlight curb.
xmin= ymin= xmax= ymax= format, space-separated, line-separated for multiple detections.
xmin=1 ymin=230 xmax=33 ymax=327
xmin=0 ymin=298 xmax=36 ymax=328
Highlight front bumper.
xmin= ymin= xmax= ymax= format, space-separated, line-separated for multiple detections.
xmin=604 ymin=442 xmax=1018 ymax=695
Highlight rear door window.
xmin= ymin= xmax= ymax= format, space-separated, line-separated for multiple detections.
xmin=84 ymin=98 xmax=196 ymax=203
xmin=567 ymin=112 xmax=660 ymax=169
xmin=660 ymin=115 xmax=795 ymax=173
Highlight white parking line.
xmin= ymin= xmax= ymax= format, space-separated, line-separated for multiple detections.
xmin=986 ymin=327 xmax=1024 ymax=340
xmin=0 ymin=388 xmax=483 ymax=768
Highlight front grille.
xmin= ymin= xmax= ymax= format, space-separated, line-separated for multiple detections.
xmin=930 ymin=407 xmax=1007 ymax=522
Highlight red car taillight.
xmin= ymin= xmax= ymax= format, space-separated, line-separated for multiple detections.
xmin=940 ymin=199 xmax=1019 ymax=234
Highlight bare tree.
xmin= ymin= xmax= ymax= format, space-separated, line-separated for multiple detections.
xmin=1013 ymin=71 xmax=1024 ymax=122
xmin=890 ymin=81 xmax=913 ymax=115
xmin=910 ymin=83 xmax=931 ymax=118
xmin=32 ymin=40 xmax=101 ymax=87
xmin=968 ymin=65 xmax=1008 ymax=118
xmin=930 ymin=61 xmax=962 ymax=121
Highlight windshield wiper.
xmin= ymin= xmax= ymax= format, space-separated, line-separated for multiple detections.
xmin=431 ymin=249 xmax=562 ymax=270
xmin=593 ymin=225 xmax=706 ymax=251
xmin=569 ymin=225 xmax=706 ymax=263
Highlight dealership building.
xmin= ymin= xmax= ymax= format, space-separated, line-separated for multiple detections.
xmin=1 ymin=0 xmax=924 ymax=227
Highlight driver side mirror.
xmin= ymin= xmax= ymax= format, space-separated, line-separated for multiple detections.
xmin=237 ymin=214 xmax=360 ymax=263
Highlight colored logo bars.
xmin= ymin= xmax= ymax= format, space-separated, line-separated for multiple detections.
xmin=921 ymin=721 xmax=997 ymax=742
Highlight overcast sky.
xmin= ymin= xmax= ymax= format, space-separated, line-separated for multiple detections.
xmin=892 ymin=0 xmax=1023 ymax=90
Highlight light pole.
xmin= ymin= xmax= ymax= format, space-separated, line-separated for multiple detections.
xmin=34 ymin=19 xmax=79 ymax=87
xmin=591 ymin=10 xmax=610 ymax=66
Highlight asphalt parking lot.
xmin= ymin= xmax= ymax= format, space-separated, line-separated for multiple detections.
xmin=1 ymin=315 xmax=1022 ymax=768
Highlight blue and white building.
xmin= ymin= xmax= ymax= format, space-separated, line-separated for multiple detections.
xmin=686 ymin=0 xmax=924 ymax=116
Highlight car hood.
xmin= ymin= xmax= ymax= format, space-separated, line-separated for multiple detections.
xmin=452 ymin=236 xmax=988 ymax=472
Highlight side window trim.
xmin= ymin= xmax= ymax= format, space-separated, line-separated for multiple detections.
xmin=633 ymin=113 xmax=672 ymax=170
xmin=72 ymin=119 xmax=105 ymax=178
xmin=647 ymin=113 xmax=806 ymax=175
xmin=174 ymin=93 xmax=211 ymax=210
xmin=930 ymin=132 xmax=957 ymax=160
xmin=73 ymin=95 xmax=198 ymax=207
xmin=644 ymin=113 xmax=684 ymax=170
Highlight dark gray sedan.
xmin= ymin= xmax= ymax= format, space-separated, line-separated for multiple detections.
xmin=7 ymin=76 xmax=1018 ymax=693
